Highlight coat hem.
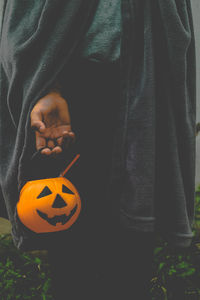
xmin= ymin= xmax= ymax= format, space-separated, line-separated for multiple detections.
xmin=120 ymin=210 xmax=155 ymax=232
xmin=120 ymin=211 xmax=194 ymax=248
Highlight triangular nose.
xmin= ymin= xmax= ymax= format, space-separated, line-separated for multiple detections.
xmin=52 ymin=194 xmax=67 ymax=208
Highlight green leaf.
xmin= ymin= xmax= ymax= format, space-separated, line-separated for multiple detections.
xmin=158 ymin=262 xmax=166 ymax=271
xmin=154 ymin=247 xmax=163 ymax=255
xmin=168 ymin=267 xmax=177 ymax=276
xmin=176 ymin=261 xmax=190 ymax=269
xmin=42 ymin=278 xmax=51 ymax=294
xmin=178 ymin=268 xmax=195 ymax=278
xmin=34 ymin=257 xmax=42 ymax=265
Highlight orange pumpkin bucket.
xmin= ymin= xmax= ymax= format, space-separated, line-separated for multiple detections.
xmin=17 ymin=154 xmax=81 ymax=233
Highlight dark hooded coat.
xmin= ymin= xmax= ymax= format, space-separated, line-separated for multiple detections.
xmin=0 ymin=0 xmax=196 ymax=249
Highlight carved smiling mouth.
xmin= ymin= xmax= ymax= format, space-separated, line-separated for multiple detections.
xmin=36 ymin=204 xmax=78 ymax=226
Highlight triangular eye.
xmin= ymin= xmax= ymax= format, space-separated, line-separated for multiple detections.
xmin=62 ymin=184 xmax=74 ymax=195
xmin=37 ymin=186 xmax=52 ymax=199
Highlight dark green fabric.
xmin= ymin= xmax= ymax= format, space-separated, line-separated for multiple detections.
xmin=80 ymin=0 xmax=121 ymax=62
xmin=0 ymin=0 xmax=196 ymax=249
xmin=118 ymin=0 xmax=196 ymax=248
xmin=0 ymin=0 xmax=99 ymax=249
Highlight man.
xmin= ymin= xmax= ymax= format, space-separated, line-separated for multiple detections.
xmin=0 ymin=1 xmax=196 ymax=299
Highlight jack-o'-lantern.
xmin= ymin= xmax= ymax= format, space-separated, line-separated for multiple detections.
xmin=16 ymin=155 xmax=81 ymax=233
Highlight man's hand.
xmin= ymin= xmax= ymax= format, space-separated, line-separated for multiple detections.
xmin=30 ymin=92 xmax=75 ymax=155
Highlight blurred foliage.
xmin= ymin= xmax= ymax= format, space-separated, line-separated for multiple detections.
xmin=151 ymin=185 xmax=200 ymax=299
xmin=0 ymin=235 xmax=52 ymax=300
xmin=0 ymin=185 xmax=200 ymax=299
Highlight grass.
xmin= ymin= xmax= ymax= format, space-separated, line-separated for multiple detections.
xmin=0 ymin=236 xmax=52 ymax=300
xmin=0 ymin=185 xmax=200 ymax=299
xmin=151 ymin=185 xmax=200 ymax=299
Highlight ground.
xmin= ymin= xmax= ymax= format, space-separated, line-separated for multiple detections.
xmin=0 ymin=186 xmax=200 ymax=300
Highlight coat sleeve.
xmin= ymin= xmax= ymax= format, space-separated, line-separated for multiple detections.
xmin=154 ymin=0 xmax=196 ymax=246
xmin=118 ymin=0 xmax=196 ymax=248
xmin=0 ymin=0 xmax=98 ymax=126
xmin=0 ymin=0 xmax=98 ymax=249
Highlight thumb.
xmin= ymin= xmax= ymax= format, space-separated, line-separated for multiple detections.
xmin=30 ymin=111 xmax=45 ymax=132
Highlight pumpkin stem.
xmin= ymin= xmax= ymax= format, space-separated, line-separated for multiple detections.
xmin=60 ymin=154 xmax=80 ymax=177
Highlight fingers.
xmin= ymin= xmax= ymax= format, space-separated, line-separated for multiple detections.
xmin=35 ymin=132 xmax=46 ymax=150
xmin=40 ymin=148 xmax=52 ymax=155
xmin=47 ymin=139 xmax=55 ymax=149
xmin=30 ymin=110 xmax=46 ymax=132
xmin=60 ymin=131 xmax=76 ymax=150
xmin=54 ymin=131 xmax=75 ymax=153
xmin=33 ymin=118 xmax=75 ymax=155
xmin=35 ymin=131 xmax=51 ymax=156
xmin=51 ymin=146 xmax=63 ymax=155
xmin=57 ymin=131 xmax=76 ymax=146
xmin=30 ymin=95 xmax=75 ymax=156
xmin=36 ymin=130 xmax=76 ymax=156
xmin=65 ymin=131 xmax=76 ymax=141
xmin=49 ymin=125 xmax=72 ymax=140
xmin=40 ymin=146 xmax=62 ymax=155
xmin=56 ymin=137 xmax=63 ymax=147
xmin=35 ymin=132 xmax=52 ymax=156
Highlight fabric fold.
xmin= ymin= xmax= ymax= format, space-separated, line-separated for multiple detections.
xmin=0 ymin=0 xmax=197 ymax=249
